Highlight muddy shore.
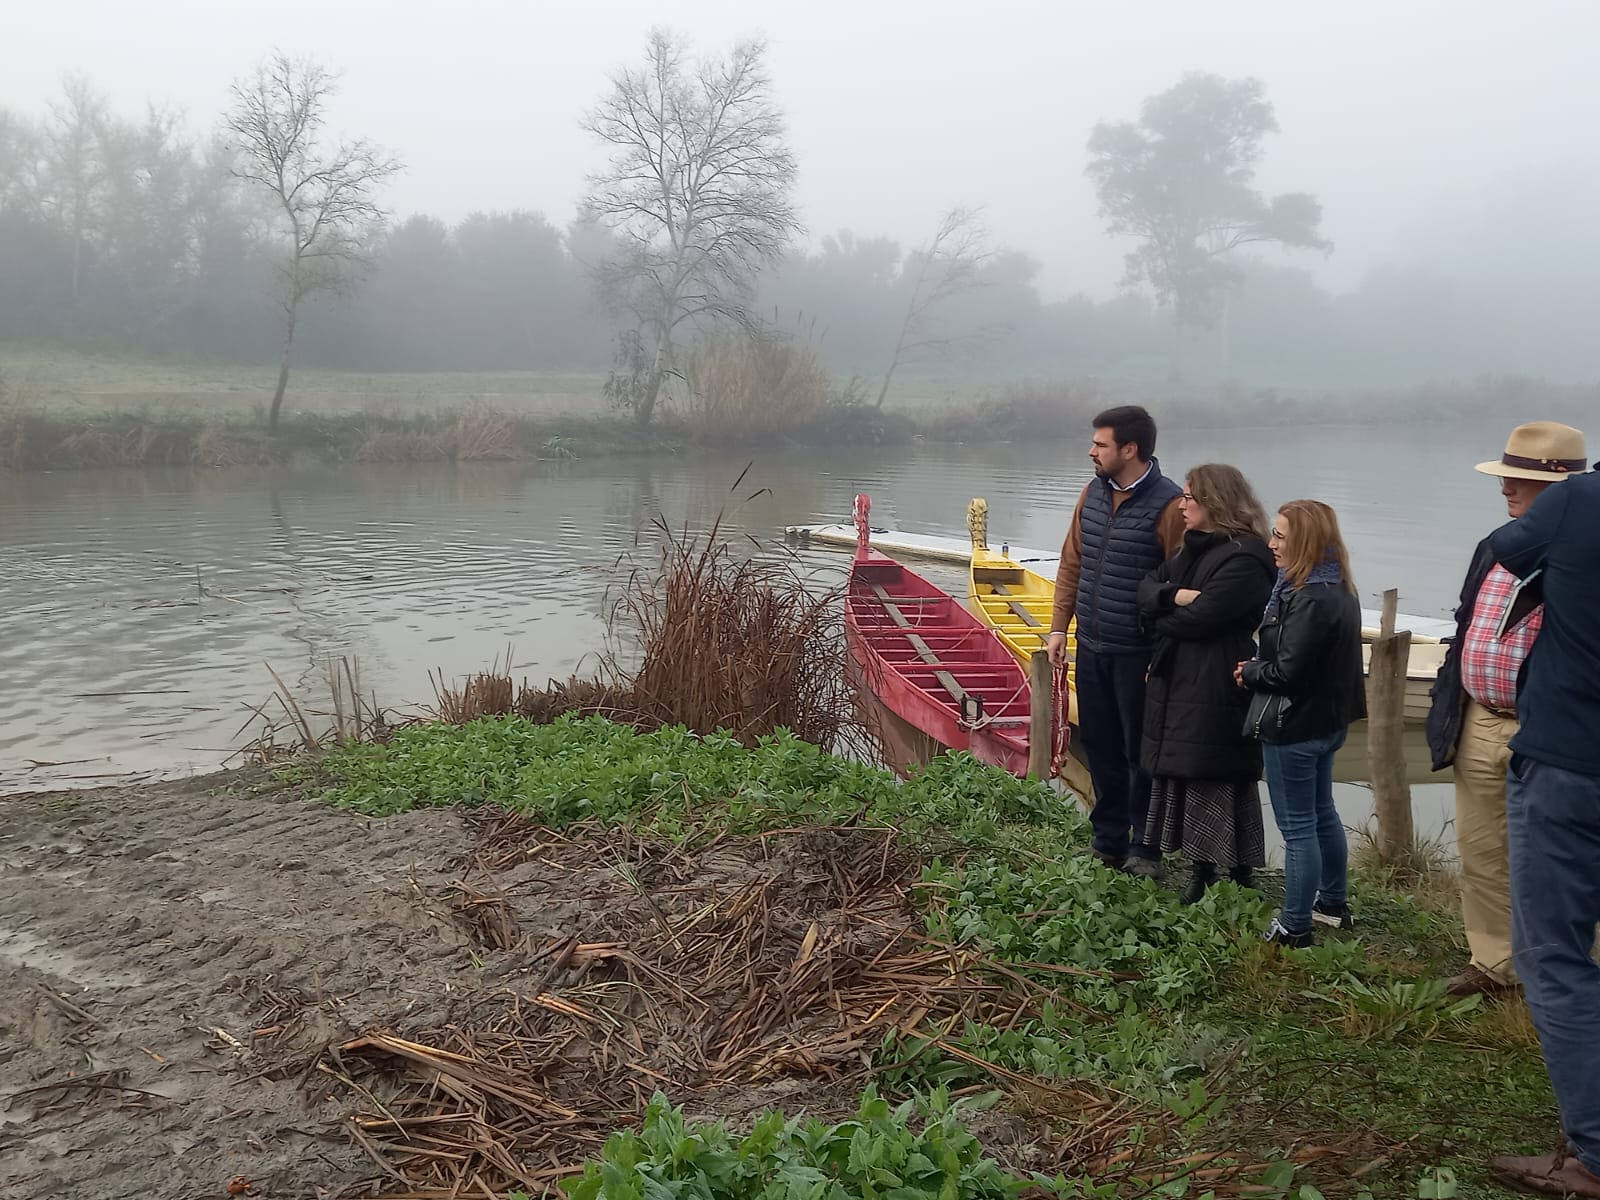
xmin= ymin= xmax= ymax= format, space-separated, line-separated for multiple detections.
xmin=0 ymin=769 xmax=1007 ymax=1200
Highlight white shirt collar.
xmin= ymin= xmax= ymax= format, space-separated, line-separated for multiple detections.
xmin=1110 ymin=461 xmax=1154 ymax=493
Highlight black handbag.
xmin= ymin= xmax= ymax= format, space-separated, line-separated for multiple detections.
xmin=1243 ymin=690 xmax=1291 ymax=741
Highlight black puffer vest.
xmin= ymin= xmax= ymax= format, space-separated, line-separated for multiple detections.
xmin=1074 ymin=458 xmax=1182 ymax=655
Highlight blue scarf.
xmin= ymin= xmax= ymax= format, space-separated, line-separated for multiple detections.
xmin=1265 ymin=558 xmax=1344 ymax=618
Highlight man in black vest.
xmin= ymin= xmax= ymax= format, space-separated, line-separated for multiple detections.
xmin=1047 ymin=406 xmax=1184 ymax=875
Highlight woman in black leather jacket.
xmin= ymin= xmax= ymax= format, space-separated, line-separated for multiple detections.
xmin=1238 ymin=499 xmax=1367 ymax=947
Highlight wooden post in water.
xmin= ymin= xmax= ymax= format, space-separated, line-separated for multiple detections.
xmin=1367 ymin=588 xmax=1415 ymax=862
xmin=1028 ymin=650 xmax=1053 ymax=781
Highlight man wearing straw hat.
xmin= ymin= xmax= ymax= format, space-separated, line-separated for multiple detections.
xmin=1425 ymin=421 xmax=1586 ymax=999
xmin=1481 ymin=425 xmax=1600 ymax=1197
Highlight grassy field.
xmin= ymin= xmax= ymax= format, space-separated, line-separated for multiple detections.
xmin=0 ymin=344 xmax=1022 ymax=417
xmin=0 ymin=344 xmax=1336 ymax=419
xmin=0 ymin=344 xmax=612 ymax=419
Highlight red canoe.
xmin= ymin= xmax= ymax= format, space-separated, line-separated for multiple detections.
xmin=844 ymin=494 xmax=1033 ymax=778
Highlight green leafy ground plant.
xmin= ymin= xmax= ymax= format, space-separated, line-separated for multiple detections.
xmin=307 ymin=716 xmax=1558 ymax=1197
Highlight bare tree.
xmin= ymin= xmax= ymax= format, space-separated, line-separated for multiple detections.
xmin=42 ymin=76 xmax=110 ymax=306
xmin=225 ymin=53 xmax=399 ymax=431
xmin=0 ymin=108 xmax=45 ymax=214
xmin=582 ymin=29 xmax=800 ymax=428
xmin=875 ymin=206 xmax=996 ymax=409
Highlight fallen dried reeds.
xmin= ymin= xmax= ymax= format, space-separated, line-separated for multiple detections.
xmin=4 ymin=1068 xmax=169 ymax=1116
xmin=282 ymin=824 xmax=1102 ymax=1195
xmin=249 ymin=818 xmax=1404 ymax=1200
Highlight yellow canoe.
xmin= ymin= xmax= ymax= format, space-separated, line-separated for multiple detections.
xmin=964 ymin=498 xmax=1078 ymax=728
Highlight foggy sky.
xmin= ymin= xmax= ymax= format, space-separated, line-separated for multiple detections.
xmin=7 ymin=0 xmax=1598 ymax=301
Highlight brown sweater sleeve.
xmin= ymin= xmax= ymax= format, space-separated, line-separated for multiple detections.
xmin=1156 ymin=496 xmax=1186 ymax=555
xmin=1050 ymin=485 xmax=1090 ymax=633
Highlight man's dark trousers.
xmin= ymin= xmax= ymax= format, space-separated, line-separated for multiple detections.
xmin=1075 ymin=644 xmax=1156 ymax=862
xmin=1507 ymin=754 xmax=1600 ymax=1175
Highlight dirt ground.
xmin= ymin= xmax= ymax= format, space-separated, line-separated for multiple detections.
xmin=0 ymin=771 xmax=472 ymax=1199
xmin=0 ymin=771 xmax=1042 ymax=1200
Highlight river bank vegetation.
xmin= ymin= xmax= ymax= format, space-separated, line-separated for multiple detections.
xmin=2 ymin=344 xmax=1593 ymax=472
xmin=217 ymin=519 xmax=1555 ymax=1199
xmin=253 ymin=702 xmax=1551 ymax=1199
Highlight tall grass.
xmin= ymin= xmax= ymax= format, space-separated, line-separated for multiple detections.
xmin=920 ymin=379 xmax=1108 ymax=442
xmin=608 ymin=489 xmax=862 ymax=754
xmin=678 ymin=331 xmax=833 ymax=442
xmin=250 ymin=488 xmax=865 ymax=758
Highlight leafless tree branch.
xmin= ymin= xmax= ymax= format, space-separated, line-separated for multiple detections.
xmin=224 ymin=51 xmax=401 ymax=430
xmin=874 ymin=205 xmax=997 ymax=409
xmin=580 ymin=29 xmax=800 ymax=427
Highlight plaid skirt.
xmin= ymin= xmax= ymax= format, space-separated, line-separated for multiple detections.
xmin=1145 ymin=776 xmax=1265 ymax=869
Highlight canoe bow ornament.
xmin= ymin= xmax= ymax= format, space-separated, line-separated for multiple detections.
xmin=967 ymin=498 xmax=988 ymax=551
xmin=853 ymin=494 xmax=871 ymax=559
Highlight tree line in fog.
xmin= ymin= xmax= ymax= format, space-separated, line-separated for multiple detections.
xmin=2 ymin=48 xmax=1596 ymax=408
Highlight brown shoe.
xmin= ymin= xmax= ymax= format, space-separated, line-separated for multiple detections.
xmin=1489 ymin=1148 xmax=1600 ymax=1197
xmin=1446 ymin=963 xmax=1518 ymax=998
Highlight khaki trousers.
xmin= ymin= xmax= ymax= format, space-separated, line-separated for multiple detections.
xmin=1453 ymin=700 xmax=1519 ymax=984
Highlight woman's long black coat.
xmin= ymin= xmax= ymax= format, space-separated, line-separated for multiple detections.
xmin=1137 ymin=530 xmax=1277 ymax=782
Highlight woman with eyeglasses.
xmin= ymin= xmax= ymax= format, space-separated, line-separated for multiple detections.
xmin=1136 ymin=464 xmax=1277 ymax=904
xmin=1236 ymin=499 xmax=1367 ymax=947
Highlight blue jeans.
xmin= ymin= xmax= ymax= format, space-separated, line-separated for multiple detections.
xmin=1262 ymin=729 xmax=1349 ymax=935
xmin=1076 ymin=645 xmax=1157 ymax=861
xmin=1507 ymin=755 xmax=1600 ymax=1174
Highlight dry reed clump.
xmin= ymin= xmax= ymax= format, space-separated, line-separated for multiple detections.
xmin=192 ymin=425 xmax=270 ymax=468
xmin=353 ymin=426 xmax=451 ymax=463
xmin=514 ymin=675 xmax=626 ymax=724
xmin=0 ymin=412 xmax=258 ymax=470
xmin=54 ymin=425 xmax=133 ymax=468
xmin=237 ymin=657 xmax=396 ymax=763
xmin=453 ymin=402 xmax=517 ymax=461
xmin=680 ymin=332 xmax=833 ymax=442
xmin=425 ymin=648 xmax=631 ymax=728
xmin=244 ymin=481 xmax=859 ymax=759
xmin=609 ymin=501 xmax=861 ymax=754
xmin=921 ymin=379 xmax=1106 ymax=442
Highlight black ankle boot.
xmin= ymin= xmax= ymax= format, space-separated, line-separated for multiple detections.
xmin=1229 ymin=865 xmax=1257 ymax=890
xmin=1181 ymin=862 xmax=1216 ymax=905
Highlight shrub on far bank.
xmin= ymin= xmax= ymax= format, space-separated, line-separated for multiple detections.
xmin=678 ymin=331 xmax=833 ymax=443
xmin=921 ymin=380 xmax=1107 ymax=443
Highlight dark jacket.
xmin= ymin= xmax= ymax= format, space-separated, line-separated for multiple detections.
xmin=1138 ymin=530 xmax=1277 ymax=780
xmin=1424 ymin=529 xmax=1544 ymax=772
xmin=1240 ymin=579 xmax=1367 ymax=744
xmin=1489 ymin=473 xmax=1600 ymax=777
xmin=1075 ymin=460 xmax=1184 ymax=656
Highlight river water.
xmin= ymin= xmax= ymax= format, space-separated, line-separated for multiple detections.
xmin=2 ymin=424 xmax=1513 ymax=849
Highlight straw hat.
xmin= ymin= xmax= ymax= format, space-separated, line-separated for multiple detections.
xmin=1475 ymin=421 xmax=1590 ymax=482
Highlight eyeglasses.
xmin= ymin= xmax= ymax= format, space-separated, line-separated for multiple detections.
xmin=1181 ymin=492 xmax=1196 ymax=502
